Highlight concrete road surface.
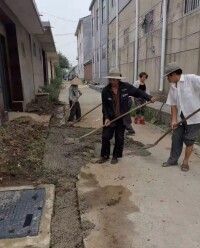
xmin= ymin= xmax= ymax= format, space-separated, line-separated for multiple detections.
xmin=62 ymin=83 xmax=200 ymax=248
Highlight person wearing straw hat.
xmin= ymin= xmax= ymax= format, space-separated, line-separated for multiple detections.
xmin=97 ymin=68 xmax=156 ymax=164
xmin=67 ymin=77 xmax=82 ymax=122
xmin=162 ymin=62 xmax=200 ymax=171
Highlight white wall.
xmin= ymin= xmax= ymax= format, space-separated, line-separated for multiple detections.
xmin=31 ymin=35 xmax=44 ymax=92
xmin=16 ymin=21 xmax=35 ymax=106
xmin=77 ymin=23 xmax=84 ymax=79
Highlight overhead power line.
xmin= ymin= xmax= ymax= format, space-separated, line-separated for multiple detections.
xmin=40 ymin=12 xmax=78 ymax=23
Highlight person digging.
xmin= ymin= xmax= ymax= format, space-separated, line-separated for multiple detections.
xmin=97 ymin=68 xmax=156 ymax=164
xmin=67 ymin=77 xmax=82 ymax=123
xmin=162 ymin=62 xmax=200 ymax=171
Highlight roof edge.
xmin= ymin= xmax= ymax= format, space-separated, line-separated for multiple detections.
xmin=89 ymin=0 xmax=95 ymax=11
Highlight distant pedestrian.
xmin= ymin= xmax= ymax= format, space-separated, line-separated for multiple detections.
xmin=134 ymin=72 xmax=149 ymax=124
xmin=162 ymin=62 xmax=200 ymax=171
xmin=97 ymin=69 xmax=156 ymax=164
xmin=67 ymin=77 xmax=82 ymax=122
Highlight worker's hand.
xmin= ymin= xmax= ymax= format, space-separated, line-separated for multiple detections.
xmin=171 ymin=120 xmax=177 ymax=129
xmin=105 ymin=119 xmax=111 ymax=127
xmin=150 ymin=96 xmax=157 ymax=103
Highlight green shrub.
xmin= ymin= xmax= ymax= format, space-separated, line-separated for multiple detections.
xmin=42 ymin=65 xmax=63 ymax=102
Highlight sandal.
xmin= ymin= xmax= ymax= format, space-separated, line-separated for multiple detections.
xmin=181 ymin=164 xmax=189 ymax=172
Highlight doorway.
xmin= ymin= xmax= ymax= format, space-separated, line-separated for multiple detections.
xmin=0 ymin=34 xmax=10 ymax=111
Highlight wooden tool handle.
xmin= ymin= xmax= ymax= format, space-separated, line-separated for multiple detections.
xmin=79 ymin=101 xmax=152 ymax=140
xmin=72 ymin=103 xmax=102 ymax=125
xmin=155 ymin=108 xmax=200 ymax=146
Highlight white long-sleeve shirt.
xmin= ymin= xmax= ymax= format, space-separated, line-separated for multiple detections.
xmin=166 ymin=74 xmax=200 ymax=125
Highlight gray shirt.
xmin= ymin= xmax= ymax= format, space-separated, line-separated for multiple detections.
xmin=68 ymin=85 xmax=81 ymax=102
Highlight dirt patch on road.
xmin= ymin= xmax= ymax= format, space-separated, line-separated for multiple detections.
xmin=43 ymin=124 xmax=101 ymax=248
xmin=79 ymin=172 xmax=140 ymax=248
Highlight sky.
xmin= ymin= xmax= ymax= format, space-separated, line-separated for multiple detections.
xmin=35 ymin=0 xmax=92 ymax=66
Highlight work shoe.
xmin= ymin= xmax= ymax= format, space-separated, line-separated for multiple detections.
xmin=134 ymin=116 xmax=138 ymax=124
xmin=110 ymin=157 xmax=118 ymax=164
xmin=140 ymin=119 xmax=145 ymax=125
xmin=126 ymin=129 xmax=135 ymax=136
xmin=162 ymin=161 xmax=178 ymax=167
xmin=97 ymin=157 xmax=109 ymax=164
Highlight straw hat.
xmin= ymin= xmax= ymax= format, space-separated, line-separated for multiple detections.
xmin=70 ymin=77 xmax=82 ymax=85
xmin=103 ymin=68 xmax=126 ymax=80
xmin=164 ymin=62 xmax=182 ymax=76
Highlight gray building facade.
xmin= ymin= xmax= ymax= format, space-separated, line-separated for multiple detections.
xmin=89 ymin=0 xmax=109 ymax=85
xmin=75 ymin=15 xmax=92 ymax=80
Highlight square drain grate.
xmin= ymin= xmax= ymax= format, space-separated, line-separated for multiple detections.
xmin=0 ymin=188 xmax=46 ymax=239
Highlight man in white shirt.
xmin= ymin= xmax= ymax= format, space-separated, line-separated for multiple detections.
xmin=162 ymin=62 xmax=200 ymax=171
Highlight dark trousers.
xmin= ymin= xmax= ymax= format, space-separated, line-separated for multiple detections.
xmin=135 ymin=98 xmax=146 ymax=116
xmin=68 ymin=101 xmax=81 ymax=122
xmin=101 ymin=120 xmax=125 ymax=159
xmin=167 ymin=124 xmax=200 ymax=164
xmin=124 ymin=97 xmax=134 ymax=131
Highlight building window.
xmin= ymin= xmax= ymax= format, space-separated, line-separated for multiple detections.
xmin=21 ymin=42 xmax=26 ymax=57
xmin=143 ymin=10 xmax=154 ymax=34
xmin=92 ymin=17 xmax=94 ymax=36
xmin=184 ymin=0 xmax=200 ymax=13
xmin=112 ymin=38 xmax=116 ymax=51
xmin=124 ymin=28 xmax=129 ymax=45
xmin=102 ymin=0 xmax=106 ymax=23
xmin=97 ymin=50 xmax=99 ymax=62
xmin=96 ymin=8 xmax=99 ymax=31
xmin=33 ymin=42 xmax=37 ymax=57
xmin=111 ymin=0 xmax=115 ymax=8
xmin=102 ymin=43 xmax=106 ymax=59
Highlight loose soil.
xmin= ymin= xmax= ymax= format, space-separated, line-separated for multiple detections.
xmin=0 ymin=117 xmax=48 ymax=183
xmin=26 ymin=96 xmax=57 ymax=115
xmin=0 ymin=105 xmax=149 ymax=248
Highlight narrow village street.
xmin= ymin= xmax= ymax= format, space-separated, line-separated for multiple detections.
xmin=1 ymin=1 xmax=200 ymax=248
xmin=58 ymin=83 xmax=200 ymax=248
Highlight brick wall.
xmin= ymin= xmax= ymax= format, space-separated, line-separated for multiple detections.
xmin=84 ymin=62 xmax=92 ymax=82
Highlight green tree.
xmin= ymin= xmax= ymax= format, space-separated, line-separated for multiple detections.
xmin=58 ymin=52 xmax=70 ymax=69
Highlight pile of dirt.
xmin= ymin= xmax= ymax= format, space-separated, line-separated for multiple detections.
xmin=0 ymin=116 xmax=48 ymax=183
xmin=26 ymin=96 xmax=56 ymax=115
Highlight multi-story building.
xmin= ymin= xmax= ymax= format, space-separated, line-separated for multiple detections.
xmin=109 ymin=0 xmax=136 ymax=84
xmin=0 ymin=0 xmax=57 ymax=124
xmin=108 ymin=0 xmax=200 ymax=95
xmin=75 ymin=15 xmax=92 ymax=82
xmin=89 ymin=0 xmax=109 ymax=85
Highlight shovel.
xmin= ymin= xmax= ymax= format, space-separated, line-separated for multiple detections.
xmin=143 ymin=108 xmax=200 ymax=149
xmin=151 ymin=102 xmax=165 ymax=124
xmin=71 ymin=103 xmax=102 ymax=126
xmin=61 ymin=95 xmax=81 ymax=125
xmin=65 ymin=101 xmax=152 ymax=144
